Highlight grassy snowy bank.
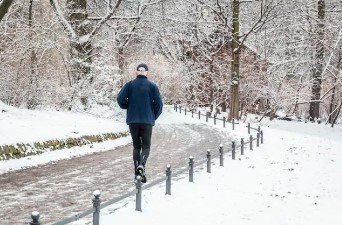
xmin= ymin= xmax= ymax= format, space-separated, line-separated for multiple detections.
xmin=0 ymin=131 xmax=129 ymax=160
xmin=0 ymin=101 xmax=130 ymax=161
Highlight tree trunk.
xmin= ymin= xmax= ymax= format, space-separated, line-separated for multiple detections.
xmin=331 ymin=100 xmax=342 ymax=128
xmin=292 ymin=76 xmax=303 ymax=117
xmin=66 ymin=0 xmax=93 ymax=109
xmin=229 ymin=0 xmax=240 ymax=120
xmin=0 ymin=0 xmax=13 ymax=22
xmin=328 ymin=80 xmax=336 ymax=124
xmin=27 ymin=0 xmax=38 ymax=109
xmin=221 ymin=102 xmax=227 ymax=112
xmin=209 ymin=59 xmax=214 ymax=114
xmin=328 ymin=48 xmax=342 ymax=123
xmin=309 ymin=0 xmax=325 ymax=120
xmin=118 ymin=47 xmax=125 ymax=87
xmin=66 ymin=0 xmax=92 ymax=85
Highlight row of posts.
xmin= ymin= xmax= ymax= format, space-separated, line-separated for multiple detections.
xmin=174 ymin=105 xmax=263 ymax=141
xmin=29 ymin=108 xmax=263 ymax=224
xmin=174 ymin=104 xmax=236 ymax=130
xmin=133 ymin=130 xmax=264 ymax=213
xmin=28 ymin=190 xmax=102 ymax=225
xmin=134 ymin=130 xmax=264 ymax=212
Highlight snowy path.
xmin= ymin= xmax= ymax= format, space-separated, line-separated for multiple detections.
xmin=0 ymin=123 xmax=231 ymax=225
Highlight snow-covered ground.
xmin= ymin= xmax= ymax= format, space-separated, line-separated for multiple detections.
xmin=1 ymin=101 xmax=341 ymax=225
xmin=0 ymin=101 xmax=128 ymax=146
xmin=71 ymin=114 xmax=342 ymax=225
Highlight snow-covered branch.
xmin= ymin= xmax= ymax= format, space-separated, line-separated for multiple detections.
xmin=49 ymin=0 xmax=77 ymax=39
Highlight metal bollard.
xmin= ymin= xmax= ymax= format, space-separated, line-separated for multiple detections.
xmin=223 ymin=117 xmax=226 ymax=128
xmin=232 ymin=141 xmax=236 ymax=160
xmin=219 ymin=145 xmax=224 ymax=166
xmin=257 ymin=132 xmax=260 ymax=147
xmin=248 ymin=123 xmax=251 ymax=134
xmin=29 ymin=211 xmax=40 ymax=225
xmin=92 ymin=190 xmax=101 ymax=225
xmin=166 ymin=164 xmax=172 ymax=195
xmin=198 ymin=111 xmax=201 ymax=119
xmin=214 ymin=115 xmax=216 ymax=125
xmin=185 ymin=108 xmax=187 ymax=115
xmin=135 ymin=176 xmax=142 ymax=211
xmin=179 ymin=106 xmax=182 ymax=114
xmin=261 ymin=130 xmax=264 ymax=144
xmin=175 ymin=104 xmax=177 ymax=112
xmin=241 ymin=138 xmax=244 ymax=155
xmin=207 ymin=150 xmax=211 ymax=173
xmin=206 ymin=113 xmax=208 ymax=122
xmin=232 ymin=119 xmax=235 ymax=130
xmin=250 ymin=135 xmax=253 ymax=150
xmin=192 ymin=110 xmax=194 ymax=118
xmin=189 ymin=156 xmax=194 ymax=182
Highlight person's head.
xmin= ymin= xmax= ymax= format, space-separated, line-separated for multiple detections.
xmin=136 ymin=63 xmax=149 ymax=76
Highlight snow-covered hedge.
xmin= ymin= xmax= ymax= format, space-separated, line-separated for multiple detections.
xmin=0 ymin=131 xmax=129 ymax=161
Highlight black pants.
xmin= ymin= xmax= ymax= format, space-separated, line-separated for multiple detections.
xmin=129 ymin=123 xmax=153 ymax=172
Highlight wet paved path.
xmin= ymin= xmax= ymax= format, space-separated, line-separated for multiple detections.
xmin=0 ymin=124 xmax=232 ymax=224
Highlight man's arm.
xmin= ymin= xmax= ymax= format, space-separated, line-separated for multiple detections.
xmin=152 ymin=84 xmax=163 ymax=120
xmin=117 ymin=82 xmax=129 ymax=109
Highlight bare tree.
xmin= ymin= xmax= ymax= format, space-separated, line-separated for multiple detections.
xmin=309 ymin=0 xmax=325 ymax=120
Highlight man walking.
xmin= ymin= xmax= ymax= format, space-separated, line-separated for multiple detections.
xmin=117 ymin=63 xmax=163 ymax=183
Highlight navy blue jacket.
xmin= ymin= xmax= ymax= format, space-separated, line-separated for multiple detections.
xmin=117 ymin=75 xmax=163 ymax=125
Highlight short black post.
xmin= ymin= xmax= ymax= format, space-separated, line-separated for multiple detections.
xmin=206 ymin=113 xmax=208 ymax=122
xmin=250 ymin=135 xmax=253 ymax=150
xmin=185 ymin=108 xmax=187 ymax=115
xmin=214 ymin=115 xmax=216 ymax=125
xmin=175 ymin=104 xmax=177 ymax=112
xmin=223 ymin=117 xmax=226 ymax=128
xmin=189 ymin=156 xmax=194 ymax=182
xmin=248 ymin=123 xmax=251 ymax=134
xmin=257 ymin=132 xmax=260 ymax=147
xmin=241 ymin=138 xmax=244 ymax=155
xmin=29 ymin=211 xmax=40 ymax=225
xmin=232 ymin=119 xmax=235 ymax=130
xmin=232 ymin=141 xmax=236 ymax=160
xmin=219 ymin=145 xmax=224 ymax=166
xmin=207 ymin=150 xmax=211 ymax=173
xmin=192 ymin=110 xmax=194 ymax=118
xmin=179 ymin=106 xmax=182 ymax=114
xmin=261 ymin=130 xmax=264 ymax=144
xmin=198 ymin=111 xmax=201 ymax=119
xmin=92 ymin=190 xmax=101 ymax=225
xmin=135 ymin=176 xmax=142 ymax=211
xmin=165 ymin=164 xmax=171 ymax=195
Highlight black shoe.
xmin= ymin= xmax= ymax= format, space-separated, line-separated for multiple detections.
xmin=136 ymin=165 xmax=147 ymax=183
xmin=136 ymin=165 xmax=144 ymax=174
